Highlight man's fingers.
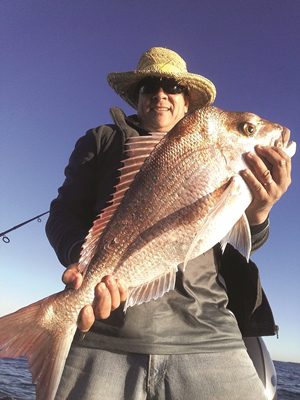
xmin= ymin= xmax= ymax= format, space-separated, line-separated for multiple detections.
xmin=76 ymin=275 xmax=129 ymax=332
xmin=116 ymin=278 xmax=128 ymax=303
xmin=244 ymin=151 xmax=272 ymax=185
xmin=62 ymin=263 xmax=83 ymax=290
xmin=240 ymin=168 xmax=269 ymax=199
xmin=77 ymin=305 xmax=95 ymax=332
xmin=103 ymin=276 xmax=121 ymax=311
xmin=94 ymin=282 xmax=112 ymax=319
xmin=258 ymin=146 xmax=291 ymax=190
xmin=256 ymin=145 xmax=291 ymax=169
xmin=93 ymin=276 xmax=128 ymax=319
xmin=241 ymin=144 xmax=293 ymax=225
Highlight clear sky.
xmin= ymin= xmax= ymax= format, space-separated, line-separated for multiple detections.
xmin=1 ymin=0 xmax=299 ymax=363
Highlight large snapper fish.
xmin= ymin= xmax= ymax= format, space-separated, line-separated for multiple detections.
xmin=0 ymin=106 xmax=296 ymax=399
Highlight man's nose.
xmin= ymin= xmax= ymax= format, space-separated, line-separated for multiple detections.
xmin=152 ymin=87 xmax=168 ymax=100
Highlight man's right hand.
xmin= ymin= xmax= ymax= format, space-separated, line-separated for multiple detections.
xmin=62 ymin=264 xmax=128 ymax=332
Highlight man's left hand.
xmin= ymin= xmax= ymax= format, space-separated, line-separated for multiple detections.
xmin=241 ymin=145 xmax=292 ymax=225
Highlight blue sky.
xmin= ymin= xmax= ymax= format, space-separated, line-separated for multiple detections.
xmin=1 ymin=0 xmax=299 ymax=363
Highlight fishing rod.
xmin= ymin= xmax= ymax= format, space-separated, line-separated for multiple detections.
xmin=0 ymin=211 xmax=49 ymax=243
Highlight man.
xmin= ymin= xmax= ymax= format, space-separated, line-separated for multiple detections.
xmin=46 ymin=47 xmax=291 ymax=399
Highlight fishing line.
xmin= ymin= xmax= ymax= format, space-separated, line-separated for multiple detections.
xmin=0 ymin=211 xmax=49 ymax=243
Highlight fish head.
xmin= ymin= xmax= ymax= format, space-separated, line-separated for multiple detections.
xmin=211 ymin=107 xmax=295 ymax=156
xmin=187 ymin=106 xmax=296 ymax=160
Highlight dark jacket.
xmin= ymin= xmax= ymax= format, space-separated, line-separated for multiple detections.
xmin=220 ymin=244 xmax=277 ymax=337
xmin=46 ymin=107 xmax=277 ymax=338
xmin=46 ymin=108 xmax=146 ymax=267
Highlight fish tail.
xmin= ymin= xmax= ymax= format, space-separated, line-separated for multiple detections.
xmin=0 ymin=292 xmax=77 ymax=400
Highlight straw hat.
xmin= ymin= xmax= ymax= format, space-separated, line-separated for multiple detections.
xmin=107 ymin=47 xmax=216 ymax=112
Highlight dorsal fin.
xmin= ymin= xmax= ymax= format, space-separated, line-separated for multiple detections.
xmin=78 ymin=132 xmax=165 ymax=274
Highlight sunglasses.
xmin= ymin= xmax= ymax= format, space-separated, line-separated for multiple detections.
xmin=138 ymin=77 xmax=187 ymax=95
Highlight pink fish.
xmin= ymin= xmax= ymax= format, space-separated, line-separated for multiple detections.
xmin=0 ymin=106 xmax=296 ymax=399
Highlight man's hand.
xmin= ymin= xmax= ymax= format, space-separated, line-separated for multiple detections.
xmin=62 ymin=264 xmax=128 ymax=332
xmin=241 ymin=145 xmax=292 ymax=225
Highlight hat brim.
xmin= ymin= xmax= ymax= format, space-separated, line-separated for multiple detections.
xmin=107 ymin=70 xmax=216 ymax=112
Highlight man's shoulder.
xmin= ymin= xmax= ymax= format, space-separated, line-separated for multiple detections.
xmin=80 ymin=124 xmax=120 ymax=156
xmin=89 ymin=123 xmax=119 ymax=140
xmin=78 ymin=108 xmax=141 ymax=154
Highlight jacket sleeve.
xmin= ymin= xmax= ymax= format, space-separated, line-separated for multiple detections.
xmin=250 ymin=217 xmax=270 ymax=252
xmin=45 ymin=130 xmax=100 ymax=267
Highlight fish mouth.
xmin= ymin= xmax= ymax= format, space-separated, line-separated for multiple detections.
xmin=274 ymin=126 xmax=290 ymax=148
xmin=274 ymin=127 xmax=296 ymax=157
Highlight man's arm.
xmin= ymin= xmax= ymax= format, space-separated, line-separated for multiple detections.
xmin=250 ymin=218 xmax=269 ymax=251
xmin=47 ymin=125 xmax=128 ymax=332
xmin=46 ymin=130 xmax=99 ymax=266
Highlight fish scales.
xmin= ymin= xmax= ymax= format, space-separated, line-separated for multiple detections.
xmin=0 ymin=105 xmax=296 ymax=400
xmin=85 ymin=133 xmax=202 ymax=268
xmin=83 ymin=120 xmax=217 ymax=283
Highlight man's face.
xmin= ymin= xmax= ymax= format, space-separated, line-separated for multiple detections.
xmin=137 ymin=77 xmax=189 ymax=132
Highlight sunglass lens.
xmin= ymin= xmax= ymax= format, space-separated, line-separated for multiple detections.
xmin=163 ymin=82 xmax=185 ymax=94
xmin=139 ymin=78 xmax=186 ymax=95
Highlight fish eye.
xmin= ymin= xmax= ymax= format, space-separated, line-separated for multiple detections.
xmin=240 ymin=122 xmax=256 ymax=136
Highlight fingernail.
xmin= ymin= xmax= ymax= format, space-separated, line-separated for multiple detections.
xmin=99 ymin=282 xmax=107 ymax=292
xmin=245 ymin=152 xmax=254 ymax=159
xmin=74 ymin=279 xmax=82 ymax=290
xmin=117 ymin=278 xmax=124 ymax=288
xmin=255 ymin=145 xmax=265 ymax=151
xmin=240 ymin=169 xmax=250 ymax=177
xmin=107 ymin=277 xmax=116 ymax=287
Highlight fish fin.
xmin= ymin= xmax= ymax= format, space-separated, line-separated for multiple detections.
xmin=124 ymin=267 xmax=177 ymax=311
xmin=183 ymin=176 xmax=252 ymax=268
xmin=220 ymin=213 xmax=251 ymax=261
xmin=0 ymin=292 xmax=76 ymax=400
xmin=78 ymin=133 xmax=164 ymax=273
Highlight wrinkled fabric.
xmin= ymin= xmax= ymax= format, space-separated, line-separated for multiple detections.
xmin=74 ymin=248 xmax=244 ymax=354
xmin=55 ymin=346 xmax=267 ymax=400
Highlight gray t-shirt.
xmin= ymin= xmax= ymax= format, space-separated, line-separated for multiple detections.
xmin=75 ymin=245 xmax=244 ymax=354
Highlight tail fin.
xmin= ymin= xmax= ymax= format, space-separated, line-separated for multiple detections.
xmin=0 ymin=292 xmax=77 ymax=400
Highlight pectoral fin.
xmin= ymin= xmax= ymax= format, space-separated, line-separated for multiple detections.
xmin=220 ymin=213 xmax=251 ymax=261
xmin=124 ymin=267 xmax=177 ymax=311
xmin=183 ymin=175 xmax=252 ymax=267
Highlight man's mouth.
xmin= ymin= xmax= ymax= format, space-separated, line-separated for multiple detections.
xmin=151 ymin=106 xmax=170 ymax=112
